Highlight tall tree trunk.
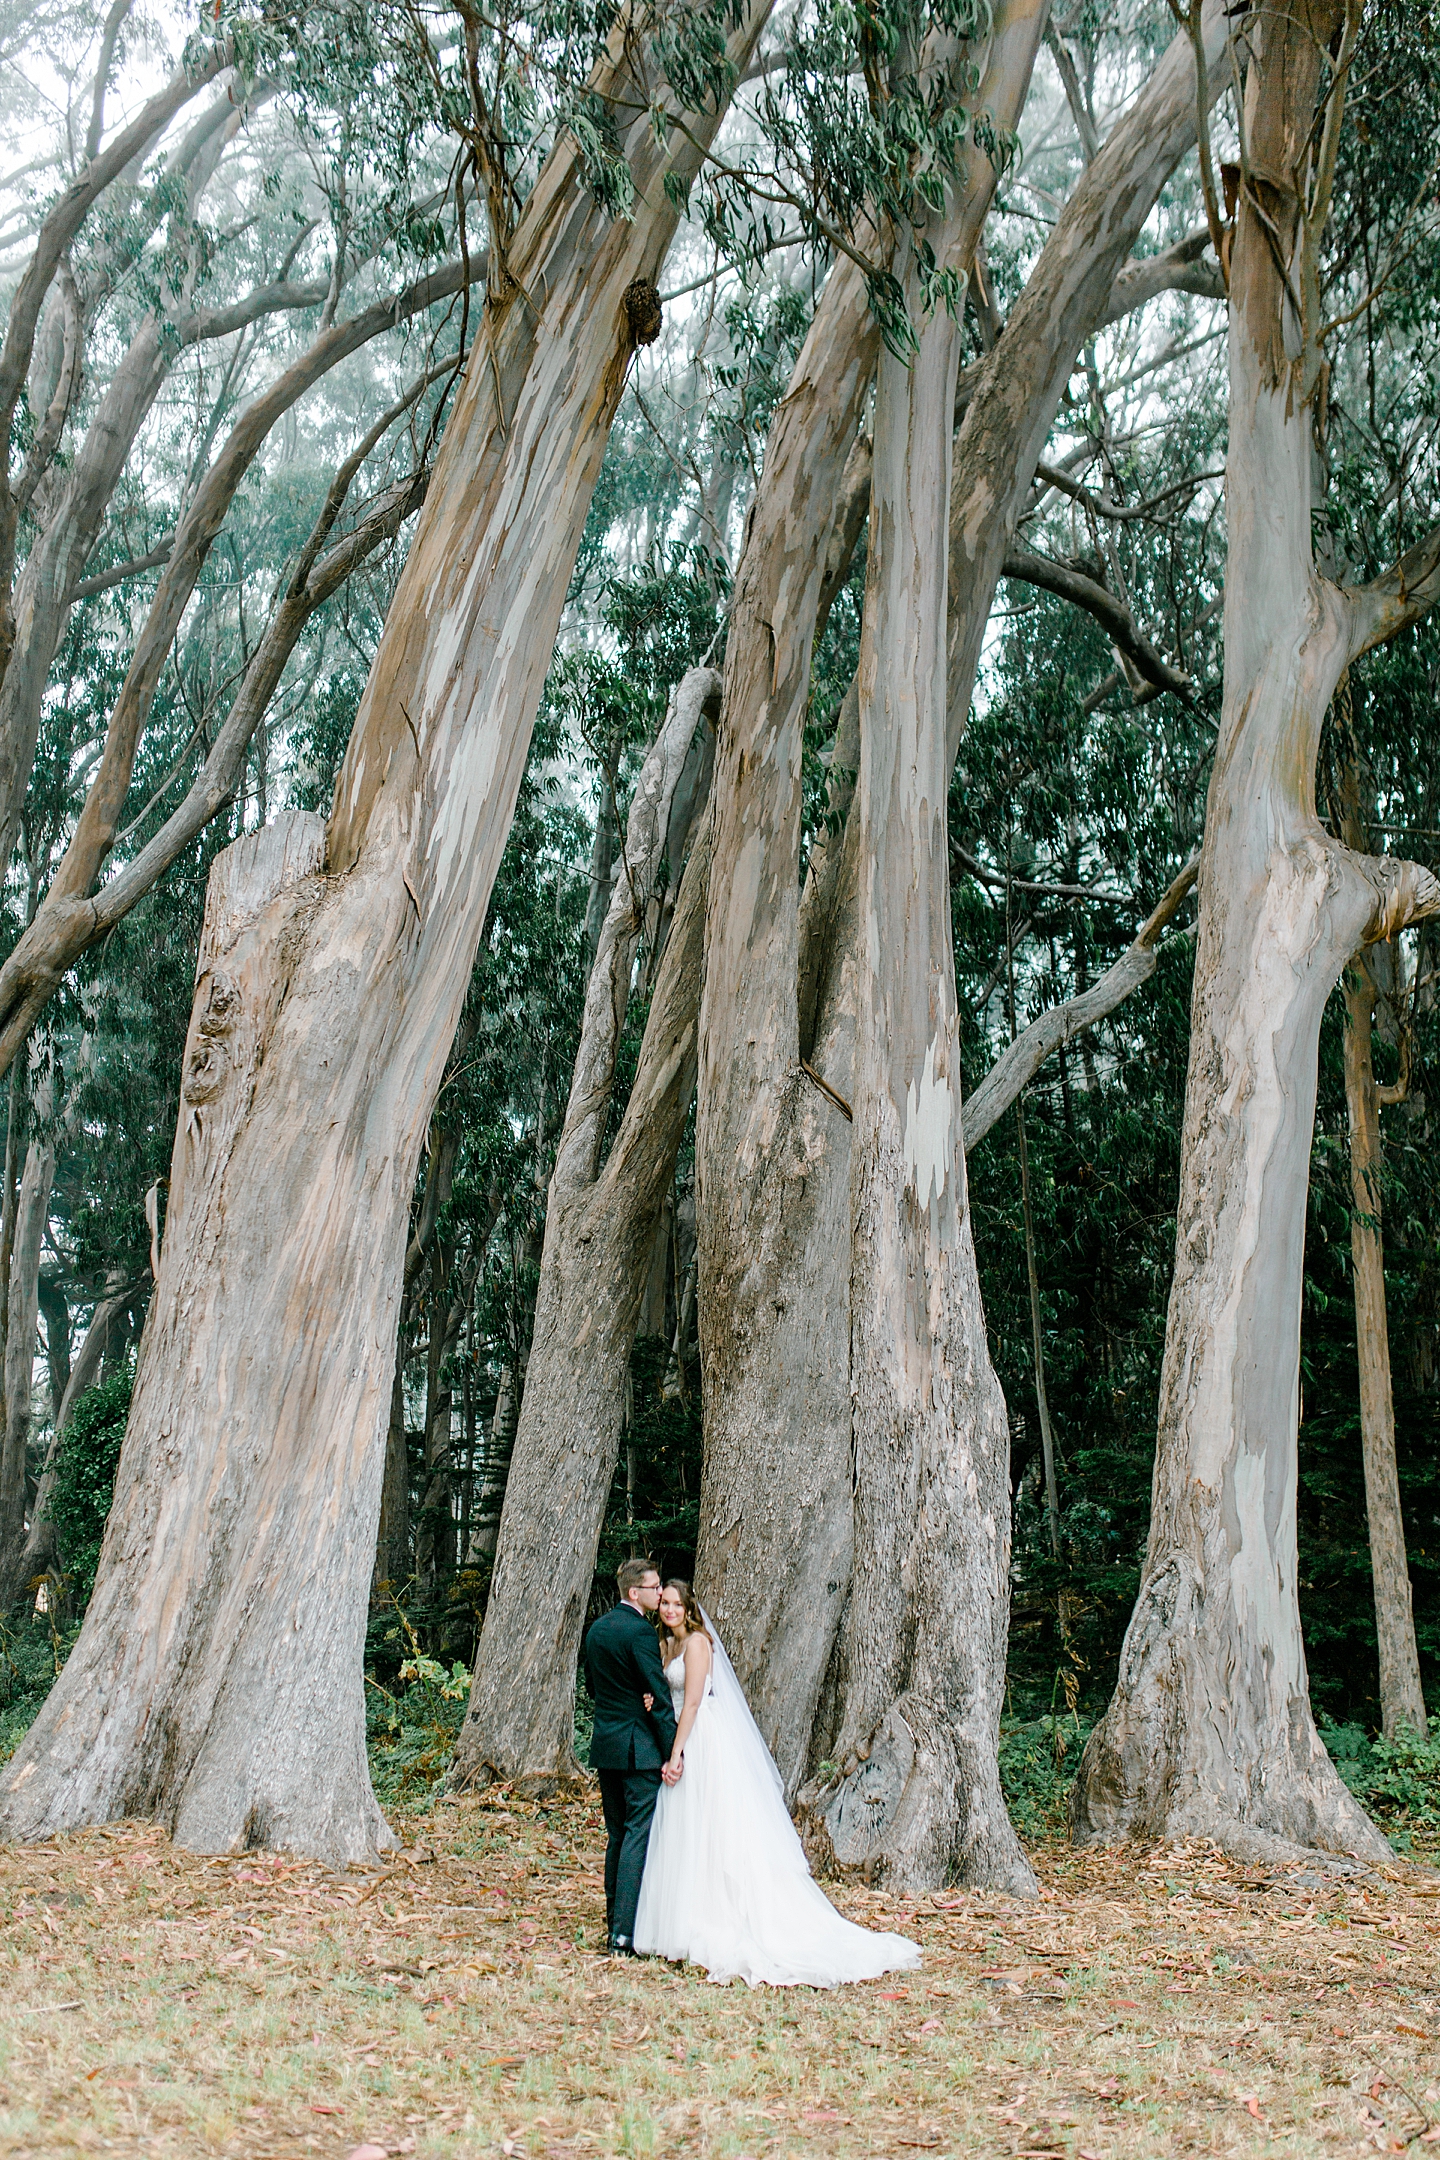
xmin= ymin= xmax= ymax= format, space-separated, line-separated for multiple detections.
xmin=467 ymin=1364 xmax=517 ymax=1564
xmin=454 ymin=670 xmax=717 ymax=1787
xmin=1342 ymin=955 xmax=1427 ymax=1739
xmin=372 ymin=1357 xmax=412 ymax=1601
xmin=796 ymin=15 xmax=1040 ymax=1890
xmin=692 ymin=246 xmax=880 ymax=1796
xmin=37 ymin=1272 xmax=70 ymax=1428
xmin=0 ymin=0 xmax=770 ymax=1863
xmin=417 ymin=1239 xmax=460 ymax=1593
xmin=695 ymin=0 xmax=1230 ymax=1817
xmin=1073 ymin=0 xmax=1439 ymax=1864
xmin=0 ymin=1139 xmax=55 ymax=1600
xmin=1016 ymin=1099 xmax=1061 ymax=1562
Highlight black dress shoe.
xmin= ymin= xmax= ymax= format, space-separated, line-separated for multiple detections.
xmin=608 ymin=1934 xmax=637 ymax=1956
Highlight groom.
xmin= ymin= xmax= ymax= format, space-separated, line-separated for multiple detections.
xmin=584 ymin=1557 xmax=680 ymax=1956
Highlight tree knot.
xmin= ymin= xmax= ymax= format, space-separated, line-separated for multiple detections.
xmin=624 ymin=279 xmax=663 ymax=351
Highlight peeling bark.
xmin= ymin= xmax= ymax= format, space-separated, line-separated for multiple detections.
xmin=1073 ymin=0 xmax=1437 ymax=1865
xmin=697 ymin=0 xmax=1216 ymax=1856
xmin=0 ymin=2 xmax=769 ymax=1863
xmin=703 ymin=0 xmax=1243 ymax=1892
xmin=788 ymin=7 xmax=1054 ymax=1899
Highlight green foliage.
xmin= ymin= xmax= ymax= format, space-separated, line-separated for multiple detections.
xmin=366 ymin=1602 xmax=472 ymax=1804
xmin=366 ymin=1664 xmax=472 ymax=1808
xmin=0 ymin=1614 xmax=78 ymax=1767
xmin=50 ymin=1375 xmax=135 ymax=1614
xmin=998 ymin=1714 xmax=1093 ymax=1842
xmin=1322 ymin=1717 xmax=1440 ymax=1851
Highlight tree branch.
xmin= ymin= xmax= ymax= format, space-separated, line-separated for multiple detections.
xmin=963 ymin=854 xmax=1200 ymax=1150
xmin=950 ymin=839 xmax=1133 ymax=904
xmin=71 ymin=541 xmax=173 ymax=601
xmin=1031 ymin=458 xmax=1223 ymax=523
xmin=1002 ymin=545 xmax=1194 ymax=698
xmin=0 ymin=35 xmax=232 ymax=452
xmin=0 ymin=461 xmax=435 ymax=1075
xmin=33 ymin=254 xmax=483 ymax=919
xmin=85 ymin=0 xmax=134 ymax=163
xmin=1348 ymin=519 xmax=1440 ymax=662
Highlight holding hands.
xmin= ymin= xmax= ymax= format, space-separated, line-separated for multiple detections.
xmin=641 ymin=1688 xmax=683 ymax=1781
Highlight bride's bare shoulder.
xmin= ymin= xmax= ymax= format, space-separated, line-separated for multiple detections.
xmin=684 ymin=1628 xmax=712 ymax=1668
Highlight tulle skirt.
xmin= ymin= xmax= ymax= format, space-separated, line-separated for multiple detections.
xmin=632 ymin=1695 xmax=920 ymax=1988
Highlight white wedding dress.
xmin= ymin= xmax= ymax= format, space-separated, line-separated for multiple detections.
xmin=632 ymin=1624 xmax=920 ymax=1987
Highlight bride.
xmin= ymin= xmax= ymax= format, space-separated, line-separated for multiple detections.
xmin=632 ymin=1580 xmax=920 ymax=1987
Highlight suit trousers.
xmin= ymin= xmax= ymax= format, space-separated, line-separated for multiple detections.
xmin=597 ymin=1766 xmax=662 ymax=1943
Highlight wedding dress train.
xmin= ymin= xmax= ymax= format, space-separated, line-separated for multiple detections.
xmin=632 ymin=1624 xmax=920 ymax=1987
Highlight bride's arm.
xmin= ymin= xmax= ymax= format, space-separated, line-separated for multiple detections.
xmin=667 ymin=1633 xmax=713 ymax=1777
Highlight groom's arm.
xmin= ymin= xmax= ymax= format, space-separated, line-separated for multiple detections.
xmin=631 ymin=1626 xmax=678 ymax=1757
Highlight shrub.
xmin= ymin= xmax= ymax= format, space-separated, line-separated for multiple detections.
xmin=50 ymin=1372 xmax=133 ymax=1611
xmin=366 ymin=1606 xmax=472 ymax=1808
xmin=0 ymin=1613 xmax=78 ymax=1763
xmin=1322 ymin=1715 xmax=1440 ymax=1851
xmin=998 ymin=1714 xmax=1093 ymax=1842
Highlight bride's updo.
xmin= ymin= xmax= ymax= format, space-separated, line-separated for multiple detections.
xmin=659 ymin=1579 xmax=712 ymax=1642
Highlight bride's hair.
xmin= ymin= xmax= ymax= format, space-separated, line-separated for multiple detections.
xmin=658 ymin=1579 xmax=712 ymax=1642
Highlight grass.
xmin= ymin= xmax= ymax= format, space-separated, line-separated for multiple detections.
xmin=0 ymin=1789 xmax=1437 ymax=2159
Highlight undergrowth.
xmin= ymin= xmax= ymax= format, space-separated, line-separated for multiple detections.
xmin=365 ymin=1605 xmax=473 ymax=1807
xmin=1321 ymin=1714 xmax=1440 ymax=1851
xmin=0 ymin=1610 xmax=78 ymax=1764
xmin=998 ymin=1713 xmax=1094 ymax=1841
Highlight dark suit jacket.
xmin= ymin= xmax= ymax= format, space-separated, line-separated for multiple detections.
xmin=584 ymin=1602 xmax=677 ymax=1770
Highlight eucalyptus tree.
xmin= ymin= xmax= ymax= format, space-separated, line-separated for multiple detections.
xmin=0 ymin=0 xmax=772 ymax=1863
xmin=1075 ymin=0 xmax=1440 ymax=1863
xmin=696 ymin=0 xmax=1232 ymax=1892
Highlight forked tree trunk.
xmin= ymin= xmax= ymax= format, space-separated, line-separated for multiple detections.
xmin=1073 ymin=0 xmax=1439 ymax=1864
xmin=0 ymin=1139 xmax=55 ymax=1601
xmin=695 ymin=0 xmax=1047 ymax=1813
xmin=454 ymin=666 xmax=715 ymax=1787
xmin=800 ymin=155 xmax=1034 ymax=1888
xmin=1342 ymin=956 xmax=1427 ymax=1739
xmin=0 ymin=3 xmax=769 ymax=1863
xmin=695 ymin=0 xmax=1231 ymax=1821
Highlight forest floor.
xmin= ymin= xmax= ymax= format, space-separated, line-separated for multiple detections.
xmin=0 ymin=1788 xmax=1435 ymax=2160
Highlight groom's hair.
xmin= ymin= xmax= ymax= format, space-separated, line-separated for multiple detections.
xmin=616 ymin=1556 xmax=657 ymax=1597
